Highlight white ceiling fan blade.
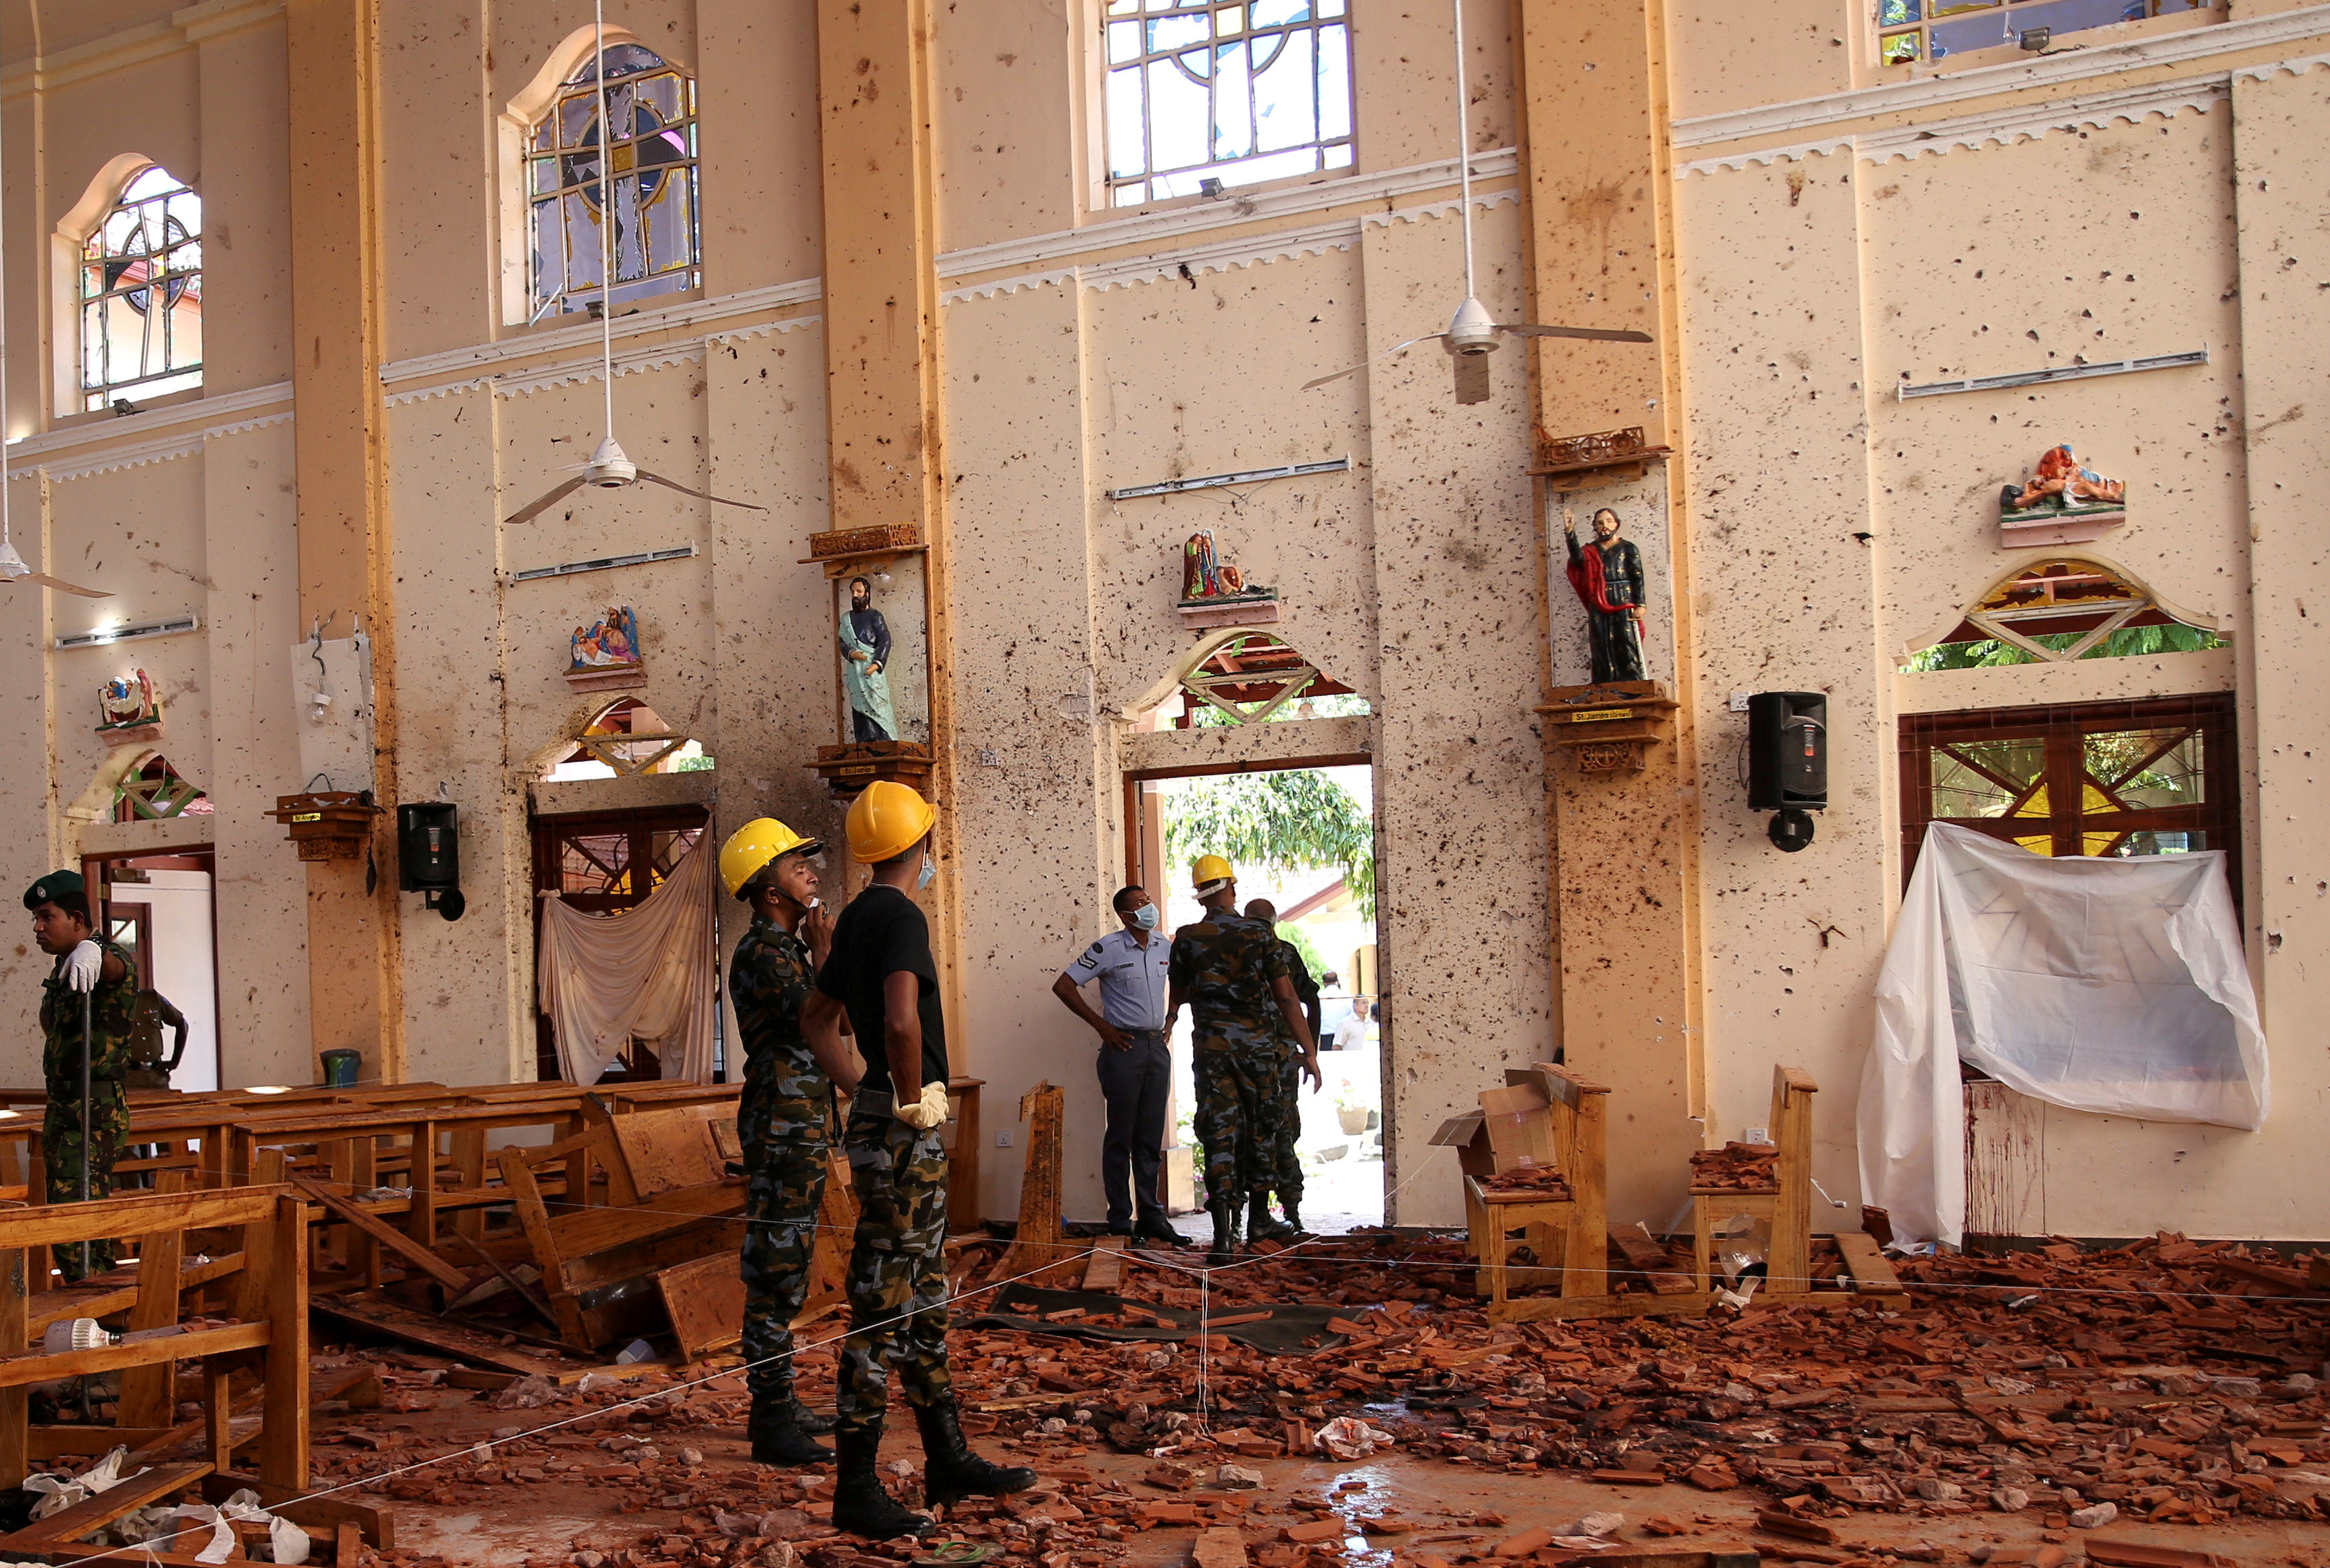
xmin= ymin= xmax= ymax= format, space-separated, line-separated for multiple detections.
xmin=1453 ymin=353 xmax=1492 ymax=406
xmin=22 ymin=572 xmax=111 ymax=599
xmin=636 ymin=471 xmax=768 ymax=511
xmin=1301 ymin=333 xmax=1449 ymax=392
xmin=1495 ymin=323 xmax=1655 ymax=344
xmin=504 ymin=477 xmax=588 ymax=526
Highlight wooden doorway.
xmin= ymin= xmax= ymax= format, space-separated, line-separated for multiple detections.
xmin=530 ymin=804 xmax=711 ymax=1083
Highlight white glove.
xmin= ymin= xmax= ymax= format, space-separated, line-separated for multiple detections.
xmin=893 ymin=1081 xmax=951 ymax=1130
xmin=61 ymin=941 xmax=102 ymax=994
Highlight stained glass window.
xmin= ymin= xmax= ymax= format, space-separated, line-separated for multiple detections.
xmin=78 ymin=166 xmax=202 ymax=413
xmin=526 ymin=44 xmax=700 ymax=322
xmin=1103 ymin=0 xmax=1353 ymax=207
xmin=1878 ymin=0 xmax=2209 ymax=65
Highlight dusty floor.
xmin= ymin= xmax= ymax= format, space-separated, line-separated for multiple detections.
xmin=373 ymin=1402 xmax=2330 ymax=1568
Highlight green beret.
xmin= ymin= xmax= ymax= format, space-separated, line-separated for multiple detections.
xmin=23 ymin=870 xmax=83 ymax=911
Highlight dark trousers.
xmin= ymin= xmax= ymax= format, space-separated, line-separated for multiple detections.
xmin=1095 ymin=1028 xmax=1170 ymax=1229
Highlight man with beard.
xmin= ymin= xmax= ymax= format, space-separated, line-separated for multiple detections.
xmin=840 ymin=576 xmax=897 ymax=742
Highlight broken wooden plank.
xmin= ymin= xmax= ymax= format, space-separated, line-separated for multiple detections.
xmin=309 ymin=1295 xmax=572 ymax=1377
xmin=1607 ymin=1226 xmax=1698 ymax=1295
xmin=1831 ymin=1231 xmax=1906 ymax=1297
xmin=656 ymin=1250 xmax=745 ymax=1363
xmin=291 ymin=1178 xmax=469 ymax=1292
xmin=1082 ymin=1234 xmax=1128 ymax=1293
xmin=3 ymin=1460 xmax=212 ymax=1546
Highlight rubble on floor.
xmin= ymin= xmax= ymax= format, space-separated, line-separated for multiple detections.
xmin=282 ymin=1227 xmax=2330 ymax=1568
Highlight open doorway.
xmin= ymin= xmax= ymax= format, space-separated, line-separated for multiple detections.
xmin=80 ymin=849 xmax=219 ymax=1093
xmin=1128 ymin=759 xmax=1383 ymax=1233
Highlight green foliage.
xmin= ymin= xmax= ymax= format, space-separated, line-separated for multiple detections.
xmin=1276 ymin=921 xmax=1330 ymax=984
xmin=1905 ymin=621 xmax=2224 ymax=673
xmin=1184 ymin=691 xmax=1373 ymax=726
xmin=1161 ymin=769 xmax=1376 ymax=922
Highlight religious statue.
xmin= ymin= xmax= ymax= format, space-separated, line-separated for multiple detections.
xmin=568 ymin=605 xmax=642 ymax=673
xmin=840 ymin=575 xmax=897 ymax=743
xmin=1563 ymin=508 xmax=1647 ymax=685
xmin=97 ymin=669 xmax=160 ymax=732
xmin=1179 ymin=529 xmax=1274 ymax=604
xmin=2001 ymin=443 xmax=2125 ymax=520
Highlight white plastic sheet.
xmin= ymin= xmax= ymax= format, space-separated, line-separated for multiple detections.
xmin=1858 ymin=823 xmax=2267 ymax=1247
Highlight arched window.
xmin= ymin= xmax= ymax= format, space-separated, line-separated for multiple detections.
xmin=541 ymin=697 xmax=712 ymax=781
xmin=526 ymin=43 xmax=700 ymax=322
xmin=75 ymin=164 xmax=202 ymax=411
xmin=1904 ymin=558 xmax=2227 ymax=669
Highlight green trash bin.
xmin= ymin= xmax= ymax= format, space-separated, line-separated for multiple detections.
xmin=319 ymin=1049 xmax=362 ymax=1089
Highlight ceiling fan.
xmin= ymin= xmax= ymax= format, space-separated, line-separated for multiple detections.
xmin=1302 ymin=0 xmax=1652 ymax=407
xmin=502 ymin=1 xmax=765 ymax=528
xmin=0 ymin=85 xmax=106 ymax=598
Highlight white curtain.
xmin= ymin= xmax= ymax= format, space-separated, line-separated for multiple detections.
xmin=537 ymin=837 xmax=718 ymax=1085
xmin=1858 ymin=823 xmax=2268 ymax=1248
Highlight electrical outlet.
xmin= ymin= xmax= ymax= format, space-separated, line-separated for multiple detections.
xmin=1743 ymin=1125 xmax=1770 ymax=1146
xmin=996 ymin=1129 xmax=1014 ymax=1148
xmin=1729 ymin=691 xmax=1752 ymax=712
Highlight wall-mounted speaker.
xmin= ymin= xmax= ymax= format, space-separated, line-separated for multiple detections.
xmin=397 ymin=802 xmax=465 ymax=919
xmin=1746 ymin=693 xmax=1826 ymax=851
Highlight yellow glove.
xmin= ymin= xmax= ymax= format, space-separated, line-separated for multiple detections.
xmin=894 ymin=1081 xmax=951 ymax=1130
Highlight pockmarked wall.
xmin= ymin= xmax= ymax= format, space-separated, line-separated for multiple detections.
xmin=1667 ymin=7 xmax=2330 ymax=1241
xmin=0 ymin=0 xmax=1556 ymax=1233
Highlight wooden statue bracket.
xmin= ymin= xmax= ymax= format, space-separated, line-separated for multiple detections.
xmin=809 ymin=739 xmax=934 ymax=800
xmin=1529 ymin=425 xmax=1671 ymax=492
xmin=800 ymin=523 xmax=928 ymax=581
xmin=267 ymin=790 xmax=379 ymax=862
xmin=1535 ymin=680 xmax=1678 ymax=775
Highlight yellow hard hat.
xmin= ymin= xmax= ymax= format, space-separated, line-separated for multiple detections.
xmin=1191 ymin=854 xmax=1235 ymax=891
xmin=719 ymin=818 xmax=823 ymax=901
xmin=846 ymin=780 xmax=937 ymax=865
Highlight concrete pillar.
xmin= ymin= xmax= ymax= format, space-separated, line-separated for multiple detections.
xmin=1512 ymin=0 xmax=1703 ymax=1220
xmin=286 ymin=0 xmax=402 ymax=1083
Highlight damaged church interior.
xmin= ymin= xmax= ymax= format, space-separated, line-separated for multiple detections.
xmin=0 ymin=0 xmax=2321 ymax=1561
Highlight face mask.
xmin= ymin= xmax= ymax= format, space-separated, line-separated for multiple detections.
xmin=1133 ymin=904 xmax=1159 ymax=930
xmin=917 ymin=854 xmax=936 ymax=891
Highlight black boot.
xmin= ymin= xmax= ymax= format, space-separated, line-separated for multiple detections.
xmin=1247 ymin=1193 xmax=1293 ymax=1243
xmin=1280 ymin=1201 xmax=1305 ymax=1238
xmin=914 ymin=1395 xmax=1037 ymax=1505
xmin=1206 ymin=1198 xmax=1242 ymax=1266
xmin=787 ymin=1395 xmax=837 ymax=1435
xmin=750 ymin=1394 xmax=833 ymax=1466
xmin=831 ymin=1427 xmax=932 ymax=1538
xmin=1132 ymin=1217 xmax=1190 ymax=1248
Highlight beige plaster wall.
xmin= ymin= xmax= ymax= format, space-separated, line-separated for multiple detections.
xmin=3 ymin=0 xmax=2322 ymax=1248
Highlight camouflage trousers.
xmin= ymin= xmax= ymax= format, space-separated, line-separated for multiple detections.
xmin=1265 ymin=1053 xmax=1305 ymax=1211
xmin=833 ymin=1111 xmax=954 ymax=1440
xmin=43 ymin=1087 xmax=125 ymax=1282
xmin=1190 ymin=1048 xmax=1268 ymax=1209
xmin=740 ymin=1140 xmax=829 ymax=1405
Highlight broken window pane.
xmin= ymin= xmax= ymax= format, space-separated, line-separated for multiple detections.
xmin=528 ymin=44 xmax=700 ymax=322
xmin=1102 ymin=0 xmax=1354 ymax=205
xmin=78 ymin=165 xmax=203 ymax=412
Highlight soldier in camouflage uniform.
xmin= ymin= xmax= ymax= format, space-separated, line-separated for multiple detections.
xmin=25 ymin=871 xmax=136 ymax=1282
xmin=1242 ymin=899 xmax=1322 ymax=1241
xmin=1165 ymin=857 xmax=1320 ymax=1265
xmin=720 ymin=818 xmax=856 ymax=1468
xmin=802 ymin=782 xmax=1034 ymax=1539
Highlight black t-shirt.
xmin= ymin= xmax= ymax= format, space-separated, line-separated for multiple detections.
xmin=816 ymin=883 xmax=949 ymax=1097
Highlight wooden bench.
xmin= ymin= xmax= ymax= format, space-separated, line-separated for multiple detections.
xmin=0 ymin=1183 xmax=337 ymax=1561
xmin=499 ymin=1096 xmax=748 ymax=1351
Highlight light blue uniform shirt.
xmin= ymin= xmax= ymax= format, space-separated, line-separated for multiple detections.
xmin=1061 ymin=926 xmax=1171 ymax=1031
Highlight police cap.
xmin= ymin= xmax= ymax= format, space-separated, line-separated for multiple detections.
xmin=22 ymin=870 xmax=84 ymax=912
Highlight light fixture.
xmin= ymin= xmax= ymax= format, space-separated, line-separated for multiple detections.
xmin=2017 ymin=26 xmax=2051 ymax=49
xmin=244 ymin=1085 xmax=292 ymax=1095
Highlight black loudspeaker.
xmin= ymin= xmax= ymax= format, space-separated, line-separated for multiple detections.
xmin=1747 ymin=693 xmax=1828 ymax=811
xmin=397 ymin=802 xmax=465 ymax=920
xmin=1748 ymin=693 xmax=1826 ymax=852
